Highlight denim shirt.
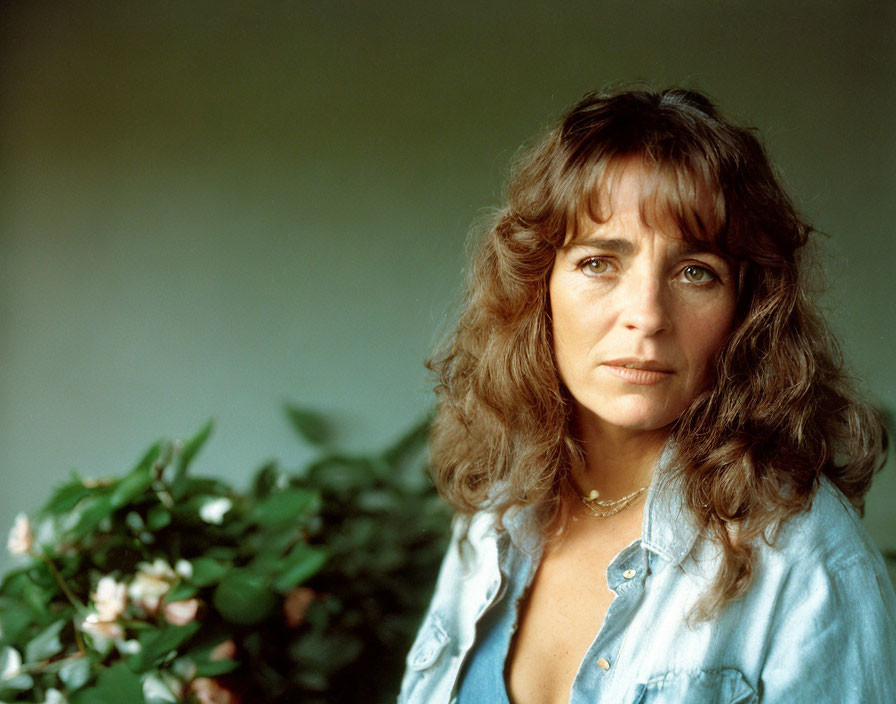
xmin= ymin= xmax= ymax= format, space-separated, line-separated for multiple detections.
xmin=398 ymin=473 xmax=896 ymax=703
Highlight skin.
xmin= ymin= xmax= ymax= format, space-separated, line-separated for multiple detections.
xmin=505 ymin=160 xmax=736 ymax=704
xmin=550 ymin=159 xmax=737 ymax=495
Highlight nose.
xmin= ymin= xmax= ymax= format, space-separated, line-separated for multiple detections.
xmin=619 ymin=274 xmax=670 ymax=335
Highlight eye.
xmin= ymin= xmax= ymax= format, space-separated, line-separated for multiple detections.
xmin=580 ymin=257 xmax=611 ymax=276
xmin=681 ymin=264 xmax=717 ymax=284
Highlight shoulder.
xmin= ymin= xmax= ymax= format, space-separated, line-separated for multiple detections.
xmin=754 ymin=476 xmax=893 ymax=615
xmin=751 ymin=479 xmax=896 ymax=700
xmin=769 ymin=476 xmax=886 ymax=574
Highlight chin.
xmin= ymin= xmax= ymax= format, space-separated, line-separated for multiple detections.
xmin=582 ymin=399 xmax=685 ymax=435
xmin=611 ymin=416 xmax=677 ymax=433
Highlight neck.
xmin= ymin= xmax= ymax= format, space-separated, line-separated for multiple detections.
xmin=570 ymin=412 xmax=670 ymax=499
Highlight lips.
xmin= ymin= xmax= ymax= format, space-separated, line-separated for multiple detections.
xmin=602 ymin=358 xmax=673 ymax=385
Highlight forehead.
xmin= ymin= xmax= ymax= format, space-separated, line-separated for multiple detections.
xmin=567 ymin=155 xmax=725 ymax=253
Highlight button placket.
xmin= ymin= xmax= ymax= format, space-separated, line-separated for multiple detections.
xmin=569 ymin=542 xmax=647 ymax=700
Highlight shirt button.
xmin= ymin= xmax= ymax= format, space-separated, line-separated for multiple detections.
xmin=623 ymin=569 xmax=636 ymax=579
xmin=596 ymin=657 xmax=610 ymax=670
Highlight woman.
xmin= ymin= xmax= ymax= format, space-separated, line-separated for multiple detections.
xmin=399 ymin=87 xmax=896 ymax=703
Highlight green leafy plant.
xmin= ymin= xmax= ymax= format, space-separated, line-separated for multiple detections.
xmin=0 ymin=409 xmax=450 ymax=703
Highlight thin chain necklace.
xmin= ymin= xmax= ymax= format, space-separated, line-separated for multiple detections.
xmin=573 ymin=481 xmax=649 ymax=518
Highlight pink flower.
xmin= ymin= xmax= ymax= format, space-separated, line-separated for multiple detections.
xmin=283 ymin=587 xmax=316 ymax=628
xmin=163 ymin=598 xmax=200 ymax=625
xmin=128 ymin=559 xmax=176 ymax=613
xmin=7 ymin=514 xmax=33 ymax=556
xmin=190 ymin=677 xmax=241 ymax=704
xmin=81 ymin=612 xmax=124 ymax=641
xmin=210 ymin=639 xmax=237 ymax=661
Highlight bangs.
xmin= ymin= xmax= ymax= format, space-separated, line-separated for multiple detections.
xmin=567 ymin=154 xmax=728 ymax=253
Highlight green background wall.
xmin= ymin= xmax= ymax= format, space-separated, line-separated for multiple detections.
xmin=2 ymin=1 xmax=894 ymax=572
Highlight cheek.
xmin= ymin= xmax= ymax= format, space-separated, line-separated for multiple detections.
xmin=550 ymin=290 xmax=604 ymax=365
xmin=683 ymin=306 xmax=735 ymax=376
xmin=548 ymin=271 xmax=576 ymax=348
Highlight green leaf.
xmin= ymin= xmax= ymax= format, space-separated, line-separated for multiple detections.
xmin=212 ymin=570 xmax=277 ymax=625
xmin=357 ymin=488 xmax=400 ymax=512
xmin=41 ymin=475 xmax=92 ymax=515
xmin=72 ymin=497 xmax=115 ymax=538
xmin=284 ymin=405 xmax=329 ymax=446
xmin=25 ymin=619 xmax=65 ymax=662
xmin=203 ymin=546 xmax=237 ymax=562
xmin=163 ymin=582 xmax=198 ymax=602
xmin=70 ymin=662 xmax=145 ymax=704
xmin=0 ymin=569 xmax=32 ymax=597
xmin=381 ymin=414 xmax=431 ymax=469
xmin=128 ymin=623 xmax=200 ymax=673
xmin=0 ymin=599 xmax=34 ymax=643
xmin=109 ymin=467 xmax=154 ymax=509
xmin=305 ymin=454 xmax=378 ymax=492
xmin=58 ymin=656 xmax=92 ymax=691
xmin=146 ymin=505 xmax=172 ymax=531
xmin=132 ymin=442 xmax=163 ymax=474
xmin=251 ymin=462 xmax=285 ymax=499
xmin=22 ymin=580 xmax=53 ymax=616
xmin=0 ymin=673 xmax=34 ymax=693
xmin=290 ymin=628 xmax=364 ymax=672
xmin=271 ymin=544 xmax=328 ymax=593
xmin=188 ymin=557 xmax=230 ymax=587
xmin=172 ymin=420 xmax=214 ymax=490
xmin=251 ymin=488 xmax=320 ymax=526
xmin=193 ymin=657 xmax=240 ymax=677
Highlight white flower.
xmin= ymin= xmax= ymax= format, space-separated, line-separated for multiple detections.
xmin=128 ymin=559 xmax=176 ymax=612
xmin=41 ymin=688 xmax=66 ymax=704
xmin=0 ymin=646 xmax=22 ymax=679
xmin=7 ymin=513 xmax=33 ymax=556
xmin=199 ymin=497 xmax=232 ymax=524
xmin=81 ymin=612 xmax=124 ymax=641
xmin=163 ymin=598 xmax=200 ymax=626
xmin=116 ymin=639 xmax=141 ymax=655
xmin=143 ymin=672 xmax=180 ymax=703
xmin=92 ymin=576 xmax=127 ymax=622
xmin=175 ymin=559 xmax=193 ymax=579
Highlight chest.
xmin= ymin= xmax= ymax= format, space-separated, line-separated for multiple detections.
xmin=506 ymin=517 xmax=641 ymax=704
xmin=507 ymin=551 xmax=616 ymax=704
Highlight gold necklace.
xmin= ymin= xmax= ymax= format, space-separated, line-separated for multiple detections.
xmin=576 ymin=484 xmax=649 ymax=518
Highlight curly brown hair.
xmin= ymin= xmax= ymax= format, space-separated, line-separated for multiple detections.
xmin=427 ymin=87 xmax=888 ymax=619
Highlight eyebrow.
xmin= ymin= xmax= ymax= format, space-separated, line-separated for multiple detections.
xmin=564 ymin=237 xmax=635 ymax=254
xmin=565 ymin=236 xmax=717 ymax=259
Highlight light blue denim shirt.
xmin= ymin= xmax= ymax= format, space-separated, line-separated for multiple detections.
xmin=399 ymin=472 xmax=896 ymax=703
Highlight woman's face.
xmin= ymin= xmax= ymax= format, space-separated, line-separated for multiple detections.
xmin=549 ymin=160 xmax=736 ymax=438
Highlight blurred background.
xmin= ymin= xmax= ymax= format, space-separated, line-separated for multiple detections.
xmin=1 ymin=0 xmax=894 ymax=574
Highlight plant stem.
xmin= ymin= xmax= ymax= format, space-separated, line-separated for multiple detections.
xmin=39 ymin=553 xmax=84 ymax=612
xmin=36 ymin=552 xmax=88 ymax=654
xmin=71 ymin=619 xmax=87 ymax=655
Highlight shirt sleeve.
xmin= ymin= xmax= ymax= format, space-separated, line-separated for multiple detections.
xmin=759 ymin=553 xmax=896 ymax=702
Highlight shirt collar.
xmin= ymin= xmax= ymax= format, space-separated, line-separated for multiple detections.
xmin=489 ymin=441 xmax=701 ymax=567
xmin=500 ymin=501 xmax=543 ymax=557
xmin=640 ymin=442 xmax=701 ymax=566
